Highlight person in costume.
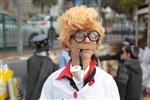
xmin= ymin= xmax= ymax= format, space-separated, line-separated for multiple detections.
xmin=26 ymin=34 xmax=58 ymax=100
xmin=116 ymin=45 xmax=142 ymax=100
xmin=40 ymin=6 xmax=120 ymax=100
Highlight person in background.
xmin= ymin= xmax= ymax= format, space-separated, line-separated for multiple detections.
xmin=25 ymin=34 xmax=58 ymax=100
xmin=97 ymin=40 xmax=131 ymax=74
xmin=58 ymin=50 xmax=70 ymax=69
xmin=40 ymin=5 xmax=120 ymax=100
xmin=139 ymin=46 xmax=150 ymax=95
xmin=116 ymin=45 xmax=142 ymax=100
xmin=98 ymin=40 xmax=130 ymax=63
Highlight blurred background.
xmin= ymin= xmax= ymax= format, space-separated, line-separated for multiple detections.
xmin=0 ymin=0 xmax=149 ymax=58
xmin=0 ymin=0 xmax=150 ymax=100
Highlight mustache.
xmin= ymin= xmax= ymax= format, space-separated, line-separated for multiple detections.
xmin=72 ymin=42 xmax=96 ymax=50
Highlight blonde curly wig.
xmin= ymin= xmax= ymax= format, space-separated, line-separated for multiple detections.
xmin=58 ymin=5 xmax=105 ymax=49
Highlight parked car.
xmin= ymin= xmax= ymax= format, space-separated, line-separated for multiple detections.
xmin=0 ymin=11 xmax=42 ymax=48
xmin=27 ymin=14 xmax=59 ymax=35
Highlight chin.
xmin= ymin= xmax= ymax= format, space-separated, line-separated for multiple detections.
xmin=83 ymin=54 xmax=92 ymax=59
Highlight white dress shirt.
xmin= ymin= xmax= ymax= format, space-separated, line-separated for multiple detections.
xmin=40 ymin=66 xmax=120 ymax=100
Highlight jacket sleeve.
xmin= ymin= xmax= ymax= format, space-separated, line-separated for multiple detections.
xmin=98 ymin=50 xmax=122 ymax=61
xmin=116 ymin=64 xmax=130 ymax=100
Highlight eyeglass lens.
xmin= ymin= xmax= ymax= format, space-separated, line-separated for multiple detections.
xmin=73 ymin=31 xmax=100 ymax=43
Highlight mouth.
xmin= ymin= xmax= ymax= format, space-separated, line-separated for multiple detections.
xmin=79 ymin=49 xmax=93 ymax=53
xmin=77 ymin=48 xmax=92 ymax=51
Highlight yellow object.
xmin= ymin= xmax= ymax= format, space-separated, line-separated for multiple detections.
xmin=0 ymin=64 xmax=14 ymax=100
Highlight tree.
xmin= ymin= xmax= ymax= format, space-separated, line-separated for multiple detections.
xmin=32 ymin=0 xmax=58 ymax=13
xmin=121 ymin=0 xmax=146 ymax=18
xmin=101 ymin=0 xmax=144 ymax=19
xmin=122 ymin=0 xmax=145 ymax=7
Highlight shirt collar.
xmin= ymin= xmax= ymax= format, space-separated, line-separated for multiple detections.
xmin=35 ymin=51 xmax=47 ymax=56
xmin=56 ymin=59 xmax=97 ymax=80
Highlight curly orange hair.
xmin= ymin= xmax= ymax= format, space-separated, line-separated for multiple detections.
xmin=58 ymin=5 xmax=105 ymax=49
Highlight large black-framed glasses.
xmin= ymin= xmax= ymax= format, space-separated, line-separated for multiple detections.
xmin=71 ymin=30 xmax=100 ymax=43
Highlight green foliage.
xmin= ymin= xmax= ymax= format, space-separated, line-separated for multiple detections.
xmin=122 ymin=0 xmax=146 ymax=7
xmin=110 ymin=0 xmax=146 ymax=14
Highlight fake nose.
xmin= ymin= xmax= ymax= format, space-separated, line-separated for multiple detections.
xmin=84 ymin=36 xmax=90 ymax=43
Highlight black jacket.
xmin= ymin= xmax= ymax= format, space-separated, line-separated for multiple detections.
xmin=26 ymin=55 xmax=58 ymax=100
xmin=115 ymin=59 xmax=142 ymax=100
xmin=98 ymin=50 xmax=123 ymax=62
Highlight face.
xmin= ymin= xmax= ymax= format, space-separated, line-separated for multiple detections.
xmin=122 ymin=51 xmax=130 ymax=61
xmin=70 ymin=30 xmax=99 ymax=60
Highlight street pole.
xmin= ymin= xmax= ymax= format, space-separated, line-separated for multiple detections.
xmin=15 ymin=0 xmax=23 ymax=55
xmin=147 ymin=0 xmax=150 ymax=48
xmin=135 ymin=6 xmax=138 ymax=47
xmin=97 ymin=0 xmax=101 ymax=15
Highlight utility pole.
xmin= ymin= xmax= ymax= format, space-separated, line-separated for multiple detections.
xmin=15 ymin=0 xmax=23 ymax=55
xmin=148 ymin=0 xmax=150 ymax=48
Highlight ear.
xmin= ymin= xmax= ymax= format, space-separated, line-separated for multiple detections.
xmin=63 ymin=45 xmax=71 ymax=51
